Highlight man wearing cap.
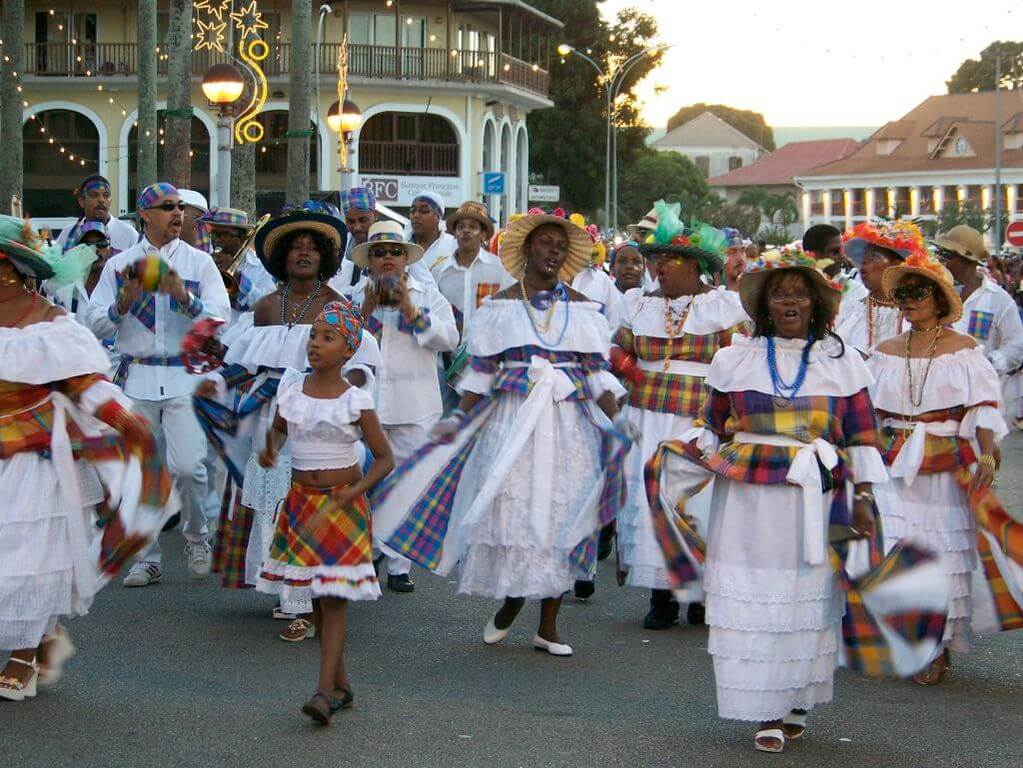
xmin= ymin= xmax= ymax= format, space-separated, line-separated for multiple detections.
xmin=329 ymin=186 xmax=380 ymax=292
xmin=55 ymin=174 xmax=139 ymax=254
xmin=411 ymin=191 xmax=457 ymax=273
xmin=177 ymin=189 xmax=211 ymax=252
xmin=351 ymin=220 xmax=458 ymax=592
xmin=84 ymin=182 xmax=231 ymax=587
xmin=937 ymin=225 xmax=1023 ymax=379
xmin=199 ymin=207 xmax=277 ymax=322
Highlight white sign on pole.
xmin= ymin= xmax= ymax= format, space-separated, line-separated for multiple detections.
xmin=528 ymin=184 xmax=561 ymax=203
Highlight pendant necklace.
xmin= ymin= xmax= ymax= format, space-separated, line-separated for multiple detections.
xmin=280 ymin=279 xmax=322 ymax=327
xmin=766 ymin=333 xmax=814 ymax=408
xmin=905 ymin=325 xmax=942 ymax=412
xmin=662 ymin=296 xmax=693 ymax=372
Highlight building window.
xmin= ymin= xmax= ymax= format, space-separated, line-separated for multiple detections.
xmin=919 ymin=186 xmax=935 ymax=215
xmin=359 ymin=112 xmax=459 ymax=176
xmin=830 ymin=189 xmax=844 ymax=217
xmin=728 ymin=156 xmax=743 ymax=172
xmin=894 ymin=187 xmax=911 ymax=216
xmin=694 ymin=156 xmax=710 ymax=177
xmin=850 ymin=188 xmax=866 ymax=216
xmin=23 ymin=110 xmax=99 ymax=217
xmin=872 ymin=188 xmax=887 ymax=216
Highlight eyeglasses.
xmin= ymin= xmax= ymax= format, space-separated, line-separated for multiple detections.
xmin=891 ymin=283 xmax=935 ymax=302
xmin=83 ymin=238 xmax=111 ymax=249
xmin=369 ymin=246 xmax=406 ymax=259
xmin=934 ymin=247 xmax=956 ymax=262
xmin=768 ymin=291 xmax=813 ymax=304
xmin=145 ymin=202 xmax=186 ymax=212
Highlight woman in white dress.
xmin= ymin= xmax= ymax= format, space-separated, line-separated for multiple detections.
xmin=869 ymin=251 xmax=1021 ymax=684
xmin=372 ymin=213 xmax=631 ymax=656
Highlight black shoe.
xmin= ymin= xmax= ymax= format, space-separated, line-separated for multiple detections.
xmin=642 ymin=590 xmax=679 ymax=630
xmin=387 ymin=573 xmax=415 ymax=593
xmin=162 ymin=512 xmax=181 ymax=532
xmin=686 ymin=601 xmax=706 ymax=626
xmin=574 ymin=579 xmax=595 ymax=600
xmin=329 ymin=687 xmax=354 ymax=714
xmin=597 ymin=522 xmax=615 ymax=561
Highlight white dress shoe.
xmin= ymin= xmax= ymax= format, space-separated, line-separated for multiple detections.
xmin=532 ymin=634 xmax=573 ymax=656
xmin=483 ymin=615 xmax=509 ymax=645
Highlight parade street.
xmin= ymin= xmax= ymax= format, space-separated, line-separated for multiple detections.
xmin=4 ymin=439 xmax=1022 ymax=768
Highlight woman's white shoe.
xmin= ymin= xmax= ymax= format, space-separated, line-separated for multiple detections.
xmin=532 ymin=635 xmax=573 ymax=656
xmin=0 ymin=657 xmax=39 ymax=702
xmin=483 ymin=615 xmax=510 ymax=645
xmin=754 ymin=728 xmax=785 ymax=753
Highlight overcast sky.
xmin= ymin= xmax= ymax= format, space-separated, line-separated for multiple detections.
xmin=598 ymin=0 xmax=1018 ymax=127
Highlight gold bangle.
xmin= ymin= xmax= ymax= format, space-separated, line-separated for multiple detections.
xmin=978 ymin=454 xmax=997 ymax=471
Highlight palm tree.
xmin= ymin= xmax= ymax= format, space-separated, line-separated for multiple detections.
xmin=136 ymin=0 xmax=158 ymax=191
xmin=164 ymin=0 xmax=193 ymax=188
xmin=285 ymin=0 xmax=312 ymax=205
xmin=0 ymin=0 xmax=25 ymax=211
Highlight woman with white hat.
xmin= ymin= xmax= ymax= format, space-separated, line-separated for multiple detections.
xmin=349 ymin=220 xmax=458 ymax=593
xmin=370 ymin=213 xmax=631 ymax=656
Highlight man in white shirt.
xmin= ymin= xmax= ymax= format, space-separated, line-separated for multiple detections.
xmin=572 ymin=247 xmax=623 ymax=334
xmin=330 ymin=186 xmax=379 ymax=293
xmin=85 ymin=182 xmax=231 ymax=587
xmin=198 ymin=207 xmax=277 ymax=323
xmin=177 ymin=189 xmax=211 ymax=252
xmin=412 ymin=191 xmax=458 ymax=274
xmin=55 ymin=174 xmax=139 ymax=253
xmin=351 ymin=221 xmax=458 ymax=592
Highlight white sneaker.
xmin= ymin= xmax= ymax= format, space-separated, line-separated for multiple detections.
xmin=123 ymin=562 xmax=162 ymax=588
xmin=185 ymin=541 xmax=212 ymax=580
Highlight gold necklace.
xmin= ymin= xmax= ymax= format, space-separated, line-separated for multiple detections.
xmin=866 ymin=294 xmax=898 ymax=348
xmin=662 ymin=296 xmax=692 ymax=372
xmin=520 ymin=279 xmax=556 ymax=333
xmin=905 ymin=326 xmax=943 ymax=410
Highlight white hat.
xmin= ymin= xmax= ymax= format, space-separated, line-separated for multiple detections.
xmin=177 ymin=188 xmax=209 ymax=213
xmin=350 ymin=220 xmax=425 ymax=269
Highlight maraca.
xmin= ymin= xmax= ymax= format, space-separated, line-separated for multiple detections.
xmin=128 ymin=255 xmax=169 ymax=292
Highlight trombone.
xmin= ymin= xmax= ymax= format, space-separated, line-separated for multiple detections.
xmin=217 ymin=213 xmax=271 ymax=301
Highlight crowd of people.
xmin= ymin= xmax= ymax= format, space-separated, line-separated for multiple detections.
xmin=1 ymin=173 xmax=1021 ymax=752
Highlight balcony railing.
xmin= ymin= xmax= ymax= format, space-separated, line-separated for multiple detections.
xmin=358 ymin=141 xmax=459 ymax=176
xmin=23 ymin=42 xmax=550 ymax=98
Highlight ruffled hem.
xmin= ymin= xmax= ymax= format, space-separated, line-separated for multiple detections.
xmin=846 ymin=445 xmax=888 ymax=484
xmin=621 ymin=287 xmax=749 ymax=337
xmin=276 ymin=368 xmax=375 ymax=428
xmin=702 ymin=562 xmax=836 ymax=605
xmin=589 ymin=370 xmax=626 ymax=400
xmin=715 ymin=680 xmax=833 ymax=722
xmin=711 ymin=651 xmax=838 ymax=692
xmin=256 ymin=560 xmax=380 ymax=601
xmin=458 ymin=543 xmax=575 ymax=600
xmin=708 ymin=626 xmax=839 ymax=662
xmin=706 ymin=593 xmax=844 ymax=633
xmin=0 ymin=315 xmax=111 ymax=383
xmin=468 ymin=298 xmax=612 ymax=358
xmin=223 ymin=322 xmax=311 ymax=371
xmin=960 ymin=405 xmax=1009 ymax=443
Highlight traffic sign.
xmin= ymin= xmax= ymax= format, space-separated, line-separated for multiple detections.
xmin=482 ymin=172 xmax=506 ymax=195
xmin=528 ymin=184 xmax=560 ymax=202
xmin=1006 ymin=220 xmax=1023 ymax=247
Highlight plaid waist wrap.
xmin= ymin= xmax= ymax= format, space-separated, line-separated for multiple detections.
xmin=471 ymin=345 xmax=608 ymax=402
xmin=113 ymin=354 xmax=187 ymax=388
xmin=877 ymin=405 xmax=994 ymax=476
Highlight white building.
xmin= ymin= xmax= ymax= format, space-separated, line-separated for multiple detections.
xmin=651 ymin=111 xmax=766 ymax=178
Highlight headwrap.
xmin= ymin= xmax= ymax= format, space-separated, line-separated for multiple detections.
xmin=315 ymin=299 xmax=363 ymax=352
xmin=340 ymin=186 xmax=377 ymax=213
xmin=77 ymin=177 xmax=111 ymax=198
xmin=177 ymin=188 xmax=209 ymax=214
xmin=412 ymin=192 xmax=445 ymax=215
xmin=61 ymin=220 xmax=110 ymax=252
xmin=639 ymin=200 xmax=727 ymax=278
xmin=281 ymin=199 xmax=341 ymax=218
xmin=609 ymin=239 xmax=641 ymax=270
xmin=137 ymin=182 xmax=178 ymax=211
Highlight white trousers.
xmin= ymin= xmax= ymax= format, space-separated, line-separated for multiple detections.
xmin=378 ymin=423 xmax=433 ymax=576
xmin=133 ymin=393 xmax=211 ymax=565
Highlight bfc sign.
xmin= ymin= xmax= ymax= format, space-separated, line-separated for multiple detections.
xmin=359 ymin=176 xmax=465 ymax=207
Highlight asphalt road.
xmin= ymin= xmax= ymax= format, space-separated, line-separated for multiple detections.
xmin=4 ymin=439 xmax=1023 ymax=768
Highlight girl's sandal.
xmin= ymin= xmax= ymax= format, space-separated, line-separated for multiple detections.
xmin=330 ymin=687 xmax=354 ymax=714
xmin=754 ymin=728 xmax=785 ymax=753
xmin=0 ymin=657 xmax=39 ymax=702
xmin=912 ymin=656 xmax=950 ymax=686
xmin=782 ymin=709 xmax=808 ymax=740
xmin=301 ymin=692 xmax=333 ymax=725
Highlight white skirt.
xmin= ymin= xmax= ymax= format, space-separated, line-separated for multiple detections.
xmin=0 ymin=452 xmax=76 ymax=649
xmin=617 ymin=406 xmax=709 ymax=598
xmin=240 ymin=446 xmax=292 ymax=587
xmin=704 ymin=479 xmax=841 ymax=722
xmin=454 ymin=393 xmax=605 ymax=600
xmin=875 ymin=473 xmax=975 ymax=653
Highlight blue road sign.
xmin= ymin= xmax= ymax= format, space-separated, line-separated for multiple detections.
xmin=482 ymin=172 xmax=506 ymax=195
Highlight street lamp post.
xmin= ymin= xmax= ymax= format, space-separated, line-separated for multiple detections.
xmin=202 ymin=63 xmax=245 ymax=207
xmin=327 ymin=97 xmax=363 ymax=190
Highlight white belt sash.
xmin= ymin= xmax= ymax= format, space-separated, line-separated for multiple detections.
xmin=883 ymin=418 xmax=960 ymax=487
xmin=733 ymin=431 xmax=838 ymax=566
xmin=636 ymin=358 xmax=711 ymax=376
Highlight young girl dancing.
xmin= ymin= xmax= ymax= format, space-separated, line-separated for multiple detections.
xmin=257 ymin=300 xmax=394 ymax=724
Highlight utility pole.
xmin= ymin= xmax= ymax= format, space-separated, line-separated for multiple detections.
xmin=0 ymin=0 xmax=25 ymax=213
xmin=137 ymin=0 xmax=158 ymax=197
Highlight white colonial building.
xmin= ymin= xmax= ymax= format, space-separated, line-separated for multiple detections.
xmin=652 ymin=111 xmax=767 ymax=178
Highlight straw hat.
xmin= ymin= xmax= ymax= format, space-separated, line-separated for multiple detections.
xmin=255 ymin=203 xmax=347 ymax=281
xmin=0 ymin=215 xmax=56 ymax=280
xmin=738 ymin=244 xmax=843 ymax=321
xmin=350 ymin=220 xmax=425 ymax=269
xmin=882 ymin=250 xmax=963 ymax=324
xmin=931 ymin=224 xmax=988 ymax=263
xmin=445 ymin=201 xmax=495 ymax=240
xmin=842 ymin=220 xmax=927 ymax=268
xmin=498 ymin=214 xmax=592 ymax=282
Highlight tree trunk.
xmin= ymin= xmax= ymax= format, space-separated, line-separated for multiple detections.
xmin=164 ymin=0 xmax=193 ymax=189
xmin=286 ymin=0 xmax=312 ymax=205
xmin=136 ymin=0 xmax=158 ymax=200
xmin=231 ymin=141 xmax=256 ymax=219
xmin=0 ymin=0 xmax=25 ymax=214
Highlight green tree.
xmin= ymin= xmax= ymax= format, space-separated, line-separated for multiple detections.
xmin=527 ymin=2 xmax=662 ymax=218
xmin=666 ymin=103 xmax=775 ymax=151
xmin=695 ymin=196 xmax=762 ymax=238
xmin=0 ymin=0 xmax=25 ymax=211
xmin=735 ymin=188 xmax=798 ymax=231
xmin=947 ymin=41 xmax=1023 ymax=93
xmin=616 ymin=149 xmax=708 ymax=226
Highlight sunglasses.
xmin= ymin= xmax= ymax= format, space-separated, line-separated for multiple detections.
xmin=146 ymin=202 xmax=187 ymax=212
xmin=369 ymin=246 xmax=406 ymax=259
xmin=891 ymin=283 xmax=935 ymax=302
xmin=83 ymin=238 xmax=111 ymax=249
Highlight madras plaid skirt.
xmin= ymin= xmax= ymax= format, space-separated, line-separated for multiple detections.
xmin=257 ymin=482 xmax=381 ymax=601
xmin=211 ymin=480 xmax=254 ymax=590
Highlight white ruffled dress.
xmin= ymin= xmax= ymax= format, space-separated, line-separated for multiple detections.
xmin=374 ymin=298 xmax=626 ymax=600
xmin=868 ymin=346 xmax=1007 ymax=653
xmin=682 ymin=336 xmax=887 ymax=721
xmin=835 ymin=297 xmax=905 ymax=354
xmin=615 ymin=287 xmax=748 ymax=595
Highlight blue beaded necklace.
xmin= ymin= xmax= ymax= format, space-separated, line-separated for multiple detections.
xmin=766 ymin=332 xmax=814 ymax=407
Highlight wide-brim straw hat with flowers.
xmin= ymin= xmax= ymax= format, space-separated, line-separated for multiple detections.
xmin=882 ymin=250 xmax=963 ymax=325
xmin=843 ymin=219 xmax=927 ymax=268
xmin=498 ymin=213 xmax=592 ymax=282
xmin=0 ymin=215 xmax=56 ymax=280
xmin=738 ymin=244 xmax=844 ymax=321
xmin=255 ymin=201 xmax=347 ymax=281
xmin=446 ymin=201 xmax=495 ymax=240
xmin=350 ymin=220 xmax=425 ymax=269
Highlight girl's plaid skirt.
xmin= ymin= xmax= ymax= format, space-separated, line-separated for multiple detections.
xmin=257 ymin=481 xmax=381 ymax=602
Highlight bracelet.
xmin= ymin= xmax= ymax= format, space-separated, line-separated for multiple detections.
xmin=978 ymin=454 xmax=997 ymax=471
xmin=447 ymin=408 xmax=467 ymax=421
xmin=854 ymin=490 xmax=874 ymax=503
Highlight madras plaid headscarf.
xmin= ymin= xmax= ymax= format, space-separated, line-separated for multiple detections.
xmin=137 ymin=182 xmax=178 ymax=211
xmin=78 ymin=178 xmax=111 ymax=198
xmin=315 ymin=299 xmax=363 ymax=352
xmin=196 ymin=208 xmax=248 ymax=253
xmin=340 ymin=187 xmax=377 ymax=213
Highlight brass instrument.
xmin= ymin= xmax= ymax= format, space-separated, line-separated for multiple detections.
xmin=218 ymin=213 xmax=271 ymax=303
xmin=11 ymin=196 xmax=23 ymax=218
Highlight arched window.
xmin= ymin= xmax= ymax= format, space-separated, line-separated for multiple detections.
xmin=253 ymin=110 xmax=320 ymax=195
xmin=22 ymin=109 xmax=100 ymax=217
xmin=359 ymin=112 xmax=458 ymax=176
xmin=127 ymin=112 xmax=211 ymax=206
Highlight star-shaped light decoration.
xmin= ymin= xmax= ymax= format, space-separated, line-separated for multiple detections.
xmin=194 ymin=18 xmax=226 ymax=52
xmin=231 ymin=0 xmax=268 ymax=40
xmin=194 ymin=0 xmax=231 ymax=22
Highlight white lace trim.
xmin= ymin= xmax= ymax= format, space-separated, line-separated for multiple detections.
xmin=467 ymin=298 xmax=612 ymax=358
xmin=257 ymin=560 xmax=380 ymax=601
xmin=620 ymin=286 xmax=749 ymax=337
xmin=708 ymin=626 xmax=839 ymax=662
xmin=276 ymin=368 xmax=375 ymax=429
xmin=714 ymin=679 xmax=834 ymax=722
xmin=711 ymin=650 xmax=839 ymax=692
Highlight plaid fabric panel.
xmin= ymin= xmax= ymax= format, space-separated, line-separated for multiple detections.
xmin=397 ymin=307 xmax=432 ymax=334
xmin=877 ymin=404 xmax=997 ymax=475
xmin=611 ymin=326 xmax=635 ymax=353
xmin=633 ymin=329 xmax=729 ymax=365
xmin=364 ymin=314 xmax=383 ymax=343
xmin=470 ymin=346 xmax=608 ymax=402
xmin=115 ymin=271 xmax=156 ymax=331
xmin=569 ymin=424 xmax=630 ymax=572
xmin=967 ymin=310 xmax=995 ymax=341
xmin=211 ymin=480 xmax=256 ymax=590
xmin=169 ymin=279 xmax=202 ymax=314
xmin=627 ymin=370 xmax=707 ymax=416
xmin=476 ymin=282 xmax=501 ymax=307
xmin=266 ymin=483 xmax=374 ymax=568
